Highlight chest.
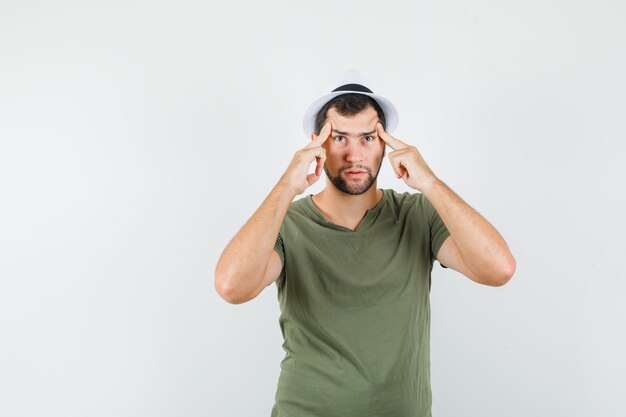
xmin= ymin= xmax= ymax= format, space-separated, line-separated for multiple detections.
xmin=280 ymin=218 xmax=431 ymax=308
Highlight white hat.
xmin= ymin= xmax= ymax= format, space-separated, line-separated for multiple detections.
xmin=302 ymin=69 xmax=399 ymax=136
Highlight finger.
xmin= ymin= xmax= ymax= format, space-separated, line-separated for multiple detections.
xmin=397 ymin=164 xmax=407 ymax=179
xmin=300 ymin=146 xmax=325 ymax=176
xmin=311 ymin=121 xmax=333 ymax=146
xmin=314 ymin=148 xmax=326 ymax=177
xmin=306 ymin=172 xmax=320 ymax=186
xmin=377 ymin=122 xmax=408 ymax=151
xmin=388 ymin=157 xmax=400 ymax=179
xmin=315 ymin=157 xmax=323 ymax=177
xmin=388 ymin=155 xmax=406 ymax=179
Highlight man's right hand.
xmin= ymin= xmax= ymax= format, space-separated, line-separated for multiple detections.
xmin=215 ymin=122 xmax=333 ymax=304
xmin=278 ymin=121 xmax=332 ymax=196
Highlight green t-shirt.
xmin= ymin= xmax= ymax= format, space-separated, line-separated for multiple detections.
xmin=270 ymin=188 xmax=450 ymax=417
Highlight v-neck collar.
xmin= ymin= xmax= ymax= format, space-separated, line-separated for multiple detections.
xmin=303 ymin=189 xmax=389 ymax=233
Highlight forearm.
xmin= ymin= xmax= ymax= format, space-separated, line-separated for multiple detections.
xmin=214 ymin=124 xmax=331 ymax=301
xmin=422 ymin=179 xmax=516 ymax=279
xmin=214 ymin=181 xmax=295 ymax=298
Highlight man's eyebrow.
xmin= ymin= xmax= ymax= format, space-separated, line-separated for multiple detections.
xmin=332 ymin=129 xmax=377 ymax=136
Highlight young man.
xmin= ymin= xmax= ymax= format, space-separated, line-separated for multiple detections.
xmin=214 ymin=72 xmax=516 ymax=417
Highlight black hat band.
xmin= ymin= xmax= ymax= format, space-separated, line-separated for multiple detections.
xmin=331 ymin=83 xmax=374 ymax=94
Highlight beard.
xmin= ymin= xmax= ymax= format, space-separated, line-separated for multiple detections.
xmin=324 ymin=158 xmax=384 ymax=195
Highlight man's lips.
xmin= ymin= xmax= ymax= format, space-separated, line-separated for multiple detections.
xmin=344 ymin=170 xmax=366 ymax=178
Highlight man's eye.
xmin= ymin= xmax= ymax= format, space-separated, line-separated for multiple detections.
xmin=334 ymin=136 xmax=346 ymax=142
xmin=363 ymin=136 xmax=375 ymax=142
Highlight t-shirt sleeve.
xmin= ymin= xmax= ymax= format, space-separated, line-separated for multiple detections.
xmin=271 ymin=231 xmax=286 ymax=286
xmin=274 ymin=231 xmax=285 ymax=266
xmin=424 ymin=196 xmax=451 ymax=268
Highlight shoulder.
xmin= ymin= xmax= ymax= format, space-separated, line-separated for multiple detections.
xmin=377 ymin=189 xmax=431 ymax=228
xmin=285 ymin=195 xmax=311 ymax=218
xmin=384 ymin=188 xmax=430 ymax=215
xmin=280 ymin=195 xmax=319 ymax=231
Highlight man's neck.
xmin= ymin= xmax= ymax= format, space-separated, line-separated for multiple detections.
xmin=311 ymin=182 xmax=383 ymax=229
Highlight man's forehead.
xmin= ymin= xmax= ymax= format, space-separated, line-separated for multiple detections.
xmin=326 ymin=107 xmax=379 ymax=134
xmin=327 ymin=106 xmax=377 ymax=119
xmin=331 ymin=127 xmax=377 ymax=136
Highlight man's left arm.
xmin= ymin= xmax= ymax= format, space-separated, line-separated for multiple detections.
xmin=423 ymin=179 xmax=515 ymax=286
xmin=376 ymin=123 xmax=516 ymax=287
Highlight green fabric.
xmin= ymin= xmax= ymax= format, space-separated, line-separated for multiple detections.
xmin=270 ymin=189 xmax=450 ymax=417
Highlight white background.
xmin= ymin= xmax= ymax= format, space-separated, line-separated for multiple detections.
xmin=1 ymin=0 xmax=625 ymax=416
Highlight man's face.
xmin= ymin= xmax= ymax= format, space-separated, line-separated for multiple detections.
xmin=314 ymin=106 xmax=386 ymax=195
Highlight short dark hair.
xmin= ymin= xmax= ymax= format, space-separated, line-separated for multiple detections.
xmin=313 ymin=93 xmax=387 ymax=134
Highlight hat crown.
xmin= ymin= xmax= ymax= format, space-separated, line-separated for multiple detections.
xmin=326 ymin=68 xmax=376 ymax=93
xmin=303 ymin=69 xmax=398 ymax=135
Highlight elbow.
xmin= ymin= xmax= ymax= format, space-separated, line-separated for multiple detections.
xmin=485 ymin=256 xmax=516 ymax=287
xmin=214 ymin=276 xmax=234 ymax=304
xmin=502 ymin=254 xmax=517 ymax=284
xmin=214 ymin=269 xmax=252 ymax=305
xmin=214 ymin=264 xmax=236 ymax=304
xmin=215 ymin=277 xmax=245 ymax=304
xmin=486 ymin=275 xmax=512 ymax=287
xmin=219 ymin=289 xmax=249 ymax=305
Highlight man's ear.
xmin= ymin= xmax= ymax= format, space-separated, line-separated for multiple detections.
xmin=311 ymin=132 xmax=317 ymax=142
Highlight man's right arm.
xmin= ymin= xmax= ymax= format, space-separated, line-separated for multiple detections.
xmin=213 ymin=122 xmax=332 ymax=304
xmin=214 ymin=183 xmax=295 ymax=304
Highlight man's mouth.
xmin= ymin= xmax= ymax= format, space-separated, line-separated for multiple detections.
xmin=345 ymin=169 xmax=366 ymax=178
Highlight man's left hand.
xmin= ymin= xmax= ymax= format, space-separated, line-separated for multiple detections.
xmin=376 ymin=122 xmax=438 ymax=193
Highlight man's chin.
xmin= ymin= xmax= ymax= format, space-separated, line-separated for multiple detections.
xmin=333 ymin=176 xmax=376 ymax=195
xmin=324 ymin=165 xmax=380 ymax=195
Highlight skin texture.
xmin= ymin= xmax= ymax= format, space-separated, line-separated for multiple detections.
xmin=309 ymin=107 xmax=387 ymax=231
xmin=214 ymin=102 xmax=516 ymax=305
xmin=376 ymin=121 xmax=517 ymax=286
xmin=213 ymin=122 xmax=332 ymax=303
xmin=320 ymin=107 xmax=385 ymax=196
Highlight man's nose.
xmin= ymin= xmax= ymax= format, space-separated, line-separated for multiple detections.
xmin=345 ymin=140 xmax=364 ymax=162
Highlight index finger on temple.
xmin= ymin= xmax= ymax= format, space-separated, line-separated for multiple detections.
xmin=314 ymin=121 xmax=333 ymax=145
xmin=377 ymin=122 xmax=407 ymax=150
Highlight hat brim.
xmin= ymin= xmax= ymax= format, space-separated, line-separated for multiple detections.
xmin=302 ymin=90 xmax=399 ymax=136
